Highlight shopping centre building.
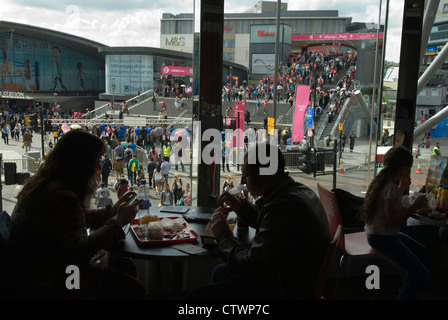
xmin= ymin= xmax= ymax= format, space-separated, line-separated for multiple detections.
xmin=0 ymin=0 xmax=384 ymax=112
xmin=161 ymin=1 xmax=385 ymax=81
xmin=0 ymin=20 xmax=246 ymax=111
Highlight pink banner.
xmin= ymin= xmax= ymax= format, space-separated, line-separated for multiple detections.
xmin=233 ymin=101 xmax=245 ymax=147
xmin=160 ymin=65 xmax=193 ymax=76
xmin=292 ymin=32 xmax=384 ymax=41
xmin=293 ymin=85 xmax=310 ymax=143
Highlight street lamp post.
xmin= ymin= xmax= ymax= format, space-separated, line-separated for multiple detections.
xmin=111 ymin=77 xmax=116 ymax=113
xmin=229 ymin=67 xmax=233 ymax=96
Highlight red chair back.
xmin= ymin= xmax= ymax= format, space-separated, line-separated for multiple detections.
xmin=314 ymin=224 xmax=341 ymax=299
xmin=317 ymin=183 xmax=345 ymax=251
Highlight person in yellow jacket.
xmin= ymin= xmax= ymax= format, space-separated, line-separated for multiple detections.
xmin=128 ymin=154 xmax=139 ymax=185
xmin=162 ymin=140 xmax=172 ymax=161
xmin=433 ymin=142 xmax=441 ymax=158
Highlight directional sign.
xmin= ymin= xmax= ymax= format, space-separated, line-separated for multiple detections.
xmin=306 ymin=107 xmax=314 ymax=129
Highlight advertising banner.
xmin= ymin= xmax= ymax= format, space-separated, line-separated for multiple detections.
xmin=160 ymin=65 xmax=193 ymax=76
xmin=106 ymin=55 xmax=154 ymax=95
xmin=292 ymin=85 xmax=310 ymax=143
xmin=292 ymin=32 xmax=384 ymax=41
xmin=233 ymin=101 xmax=245 ymax=147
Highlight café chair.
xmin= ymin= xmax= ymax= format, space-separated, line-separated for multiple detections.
xmin=317 ymin=183 xmax=375 ymax=298
xmin=314 ymin=224 xmax=341 ymax=300
xmin=0 ymin=211 xmax=11 ymax=299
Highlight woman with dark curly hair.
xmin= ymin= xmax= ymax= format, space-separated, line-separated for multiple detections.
xmin=361 ymin=146 xmax=430 ymax=300
xmin=8 ymin=130 xmax=144 ymax=299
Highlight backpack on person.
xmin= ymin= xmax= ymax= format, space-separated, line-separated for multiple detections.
xmin=117 ymin=182 xmax=129 ymax=199
xmin=124 ymin=152 xmax=132 ymax=166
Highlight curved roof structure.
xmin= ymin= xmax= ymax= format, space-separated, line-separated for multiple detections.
xmin=0 ymin=20 xmax=247 ymax=72
xmin=0 ymin=20 xmax=106 ymax=61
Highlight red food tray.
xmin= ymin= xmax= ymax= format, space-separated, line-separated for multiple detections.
xmin=130 ymin=217 xmax=199 ymax=247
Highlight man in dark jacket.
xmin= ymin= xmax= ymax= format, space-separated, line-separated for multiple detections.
xmin=186 ymin=143 xmax=330 ymax=299
xmin=147 ymin=157 xmax=157 ymax=188
xmin=100 ymin=154 xmax=112 ymax=186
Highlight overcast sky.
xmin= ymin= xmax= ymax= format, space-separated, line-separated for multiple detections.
xmin=1 ymin=0 xmax=404 ymax=62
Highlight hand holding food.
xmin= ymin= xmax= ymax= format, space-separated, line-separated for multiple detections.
xmin=113 ymin=195 xmax=140 ymax=227
xmin=412 ymin=195 xmax=429 ymax=213
xmin=217 ymin=191 xmax=243 ymax=212
xmin=210 ymin=206 xmax=231 ymax=237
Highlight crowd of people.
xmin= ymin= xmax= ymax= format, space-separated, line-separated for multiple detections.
xmin=3 ymin=47 xmax=446 ymax=301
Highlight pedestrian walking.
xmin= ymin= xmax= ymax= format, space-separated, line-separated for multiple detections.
xmin=100 ymin=154 xmax=113 ymax=186
xmin=349 ymin=130 xmax=357 ymax=152
xmin=152 ymin=95 xmax=157 ymax=111
xmin=1 ymin=124 xmax=10 ymax=145
xmin=23 ymin=129 xmax=33 ymax=152
xmin=161 ymin=157 xmax=171 ymax=185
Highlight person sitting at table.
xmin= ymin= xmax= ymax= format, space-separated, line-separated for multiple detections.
xmin=360 ymin=146 xmax=430 ymax=300
xmin=185 ymin=142 xmax=330 ymax=300
xmin=7 ymin=130 xmax=145 ymax=299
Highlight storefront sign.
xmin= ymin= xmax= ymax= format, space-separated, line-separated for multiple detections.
xmin=161 ymin=65 xmax=193 ymax=76
xmin=165 ymin=36 xmax=186 ymax=47
xmin=292 ymin=32 xmax=384 ymax=41
xmin=258 ymin=30 xmax=274 ymax=37
xmin=0 ymin=91 xmax=27 ymax=99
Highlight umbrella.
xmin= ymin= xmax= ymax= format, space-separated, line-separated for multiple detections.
xmin=61 ymin=124 xmax=71 ymax=133
xmin=155 ymin=127 xmax=164 ymax=135
xmin=180 ymin=84 xmax=186 ymax=87
xmin=159 ymin=101 xmax=165 ymax=104
xmin=70 ymin=124 xmax=81 ymax=130
xmin=277 ymin=85 xmax=283 ymax=90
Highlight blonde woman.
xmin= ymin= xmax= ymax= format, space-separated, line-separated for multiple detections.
xmin=222 ymin=174 xmax=234 ymax=193
xmin=171 ymin=173 xmax=184 ymax=205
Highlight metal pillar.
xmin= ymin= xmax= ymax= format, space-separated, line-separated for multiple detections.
xmin=418 ymin=42 xmax=448 ymax=93
xmin=414 ymin=105 xmax=448 ymax=140
xmin=272 ymin=0 xmax=281 ymax=126
xmin=419 ymin=0 xmax=440 ymax=66
xmin=395 ymin=0 xmax=424 ymax=149
xmin=196 ymin=0 xmax=224 ymax=207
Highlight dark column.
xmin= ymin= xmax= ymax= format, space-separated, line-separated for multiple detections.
xmin=196 ymin=0 xmax=224 ymax=207
xmin=394 ymin=0 xmax=424 ymax=150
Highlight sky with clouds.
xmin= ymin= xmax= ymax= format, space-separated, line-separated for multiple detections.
xmin=1 ymin=0 xmax=404 ymax=62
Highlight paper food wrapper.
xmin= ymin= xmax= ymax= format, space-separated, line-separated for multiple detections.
xmin=201 ymin=220 xmax=235 ymax=246
xmin=425 ymin=156 xmax=448 ymax=197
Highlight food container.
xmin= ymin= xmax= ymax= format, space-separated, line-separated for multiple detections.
xmin=130 ymin=217 xmax=199 ymax=247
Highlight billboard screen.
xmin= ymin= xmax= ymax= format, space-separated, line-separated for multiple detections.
xmin=251 ymin=53 xmax=276 ymax=75
xmin=0 ymin=33 xmax=102 ymax=92
xmin=105 ymin=55 xmax=154 ymax=95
